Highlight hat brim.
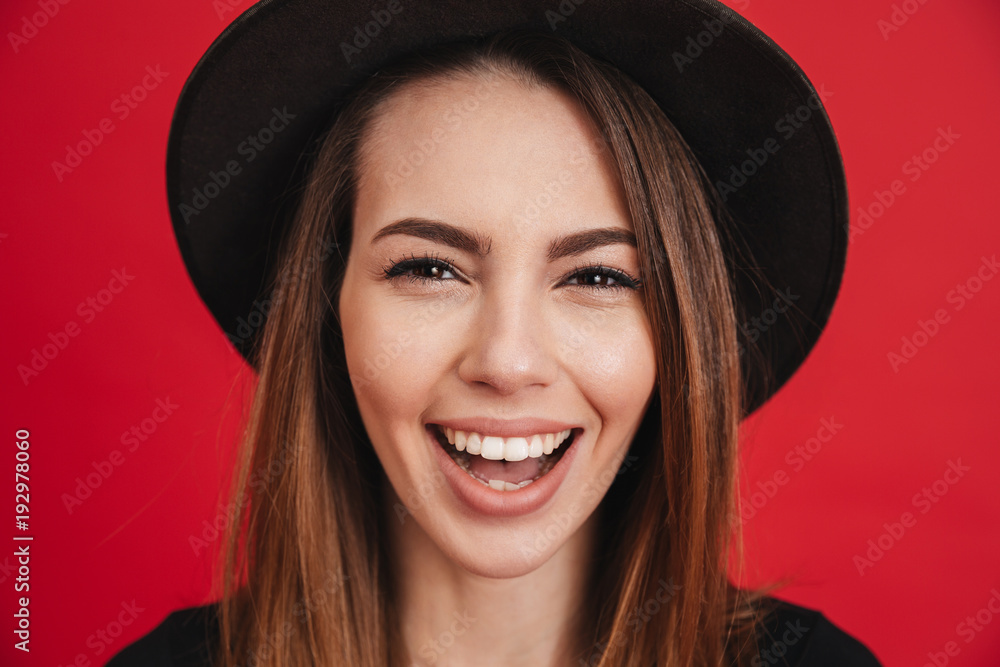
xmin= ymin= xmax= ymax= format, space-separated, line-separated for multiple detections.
xmin=166 ymin=0 xmax=848 ymax=415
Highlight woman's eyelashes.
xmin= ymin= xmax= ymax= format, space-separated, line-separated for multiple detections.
xmin=380 ymin=251 xmax=642 ymax=291
xmin=381 ymin=251 xmax=462 ymax=285
xmin=564 ymin=261 xmax=643 ymax=291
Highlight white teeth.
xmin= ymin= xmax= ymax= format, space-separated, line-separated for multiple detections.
xmin=480 ymin=436 xmax=505 ymax=461
xmin=434 ymin=425 xmax=576 ymax=490
xmin=528 ymin=434 xmax=543 ymax=458
xmin=438 ymin=426 xmax=574 ymax=462
xmin=503 ymin=437 xmax=529 ymax=462
xmin=481 ymin=478 xmax=534 ymax=492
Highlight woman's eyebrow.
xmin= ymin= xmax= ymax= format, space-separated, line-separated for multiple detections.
xmin=372 ymin=217 xmax=492 ymax=257
xmin=547 ymin=226 xmax=637 ymax=260
xmin=371 ymin=217 xmax=637 ymax=261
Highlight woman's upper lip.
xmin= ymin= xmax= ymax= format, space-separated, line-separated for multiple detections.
xmin=427 ymin=417 xmax=582 ymax=438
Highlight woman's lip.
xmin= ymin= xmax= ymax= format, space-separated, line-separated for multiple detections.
xmin=428 ymin=417 xmax=582 ymax=439
xmin=425 ymin=424 xmax=582 ymax=518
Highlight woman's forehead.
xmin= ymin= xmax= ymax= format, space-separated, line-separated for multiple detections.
xmin=353 ymin=74 xmax=633 ymax=248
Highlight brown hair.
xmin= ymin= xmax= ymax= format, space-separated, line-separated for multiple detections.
xmin=216 ymin=29 xmax=782 ymax=667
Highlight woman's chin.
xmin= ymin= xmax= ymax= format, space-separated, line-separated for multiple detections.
xmin=435 ymin=528 xmax=573 ymax=580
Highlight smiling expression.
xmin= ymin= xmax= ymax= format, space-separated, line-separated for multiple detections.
xmin=338 ymin=72 xmax=658 ymax=577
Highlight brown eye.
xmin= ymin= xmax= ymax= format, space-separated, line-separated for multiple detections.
xmin=412 ymin=263 xmax=446 ymax=279
xmin=382 ymin=253 xmax=460 ymax=284
xmin=565 ymin=264 xmax=641 ymax=291
xmin=573 ymin=271 xmax=619 ymax=288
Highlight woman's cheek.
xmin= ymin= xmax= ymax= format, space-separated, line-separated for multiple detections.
xmin=558 ymin=307 xmax=656 ymax=415
xmin=348 ymin=301 xmax=447 ymax=411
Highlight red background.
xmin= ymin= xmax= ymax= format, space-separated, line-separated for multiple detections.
xmin=3 ymin=1 xmax=999 ymax=665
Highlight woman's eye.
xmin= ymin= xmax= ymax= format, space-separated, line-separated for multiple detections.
xmin=382 ymin=254 xmax=460 ymax=284
xmin=382 ymin=255 xmax=641 ymax=292
xmin=565 ymin=265 xmax=642 ymax=291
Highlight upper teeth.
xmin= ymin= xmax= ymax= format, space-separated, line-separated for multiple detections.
xmin=440 ymin=426 xmax=573 ymax=462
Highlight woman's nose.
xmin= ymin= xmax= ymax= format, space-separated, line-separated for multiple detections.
xmin=456 ymin=287 xmax=560 ymax=396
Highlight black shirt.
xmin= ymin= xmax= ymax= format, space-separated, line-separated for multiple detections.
xmin=106 ymin=597 xmax=882 ymax=666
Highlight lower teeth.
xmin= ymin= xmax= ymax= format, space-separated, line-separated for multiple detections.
xmin=443 ymin=437 xmax=564 ymax=491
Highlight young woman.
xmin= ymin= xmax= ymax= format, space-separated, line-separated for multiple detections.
xmin=110 ymin=1 xmax=882 ymax=665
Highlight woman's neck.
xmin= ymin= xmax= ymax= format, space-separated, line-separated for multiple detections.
xmin=384 ymin=483 xmax=599 ymax=667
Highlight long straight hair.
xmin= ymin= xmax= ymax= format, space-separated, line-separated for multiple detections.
xmin=216 ymin=29 xmax=780 ymax=667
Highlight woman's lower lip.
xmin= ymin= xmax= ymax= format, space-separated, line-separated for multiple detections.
xmin=425 ymin=424 xmax=581 ymax=518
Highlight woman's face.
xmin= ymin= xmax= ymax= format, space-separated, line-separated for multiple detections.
xmin=339 ymin=73 xmax=657 ymax=577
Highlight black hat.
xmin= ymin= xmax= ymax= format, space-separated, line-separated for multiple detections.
xmin=166 ymin=0 xmax=848 ymax=414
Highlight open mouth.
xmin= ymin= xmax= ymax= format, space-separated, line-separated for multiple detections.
xmin=428 ymin=424 xmax=579 ymax=491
